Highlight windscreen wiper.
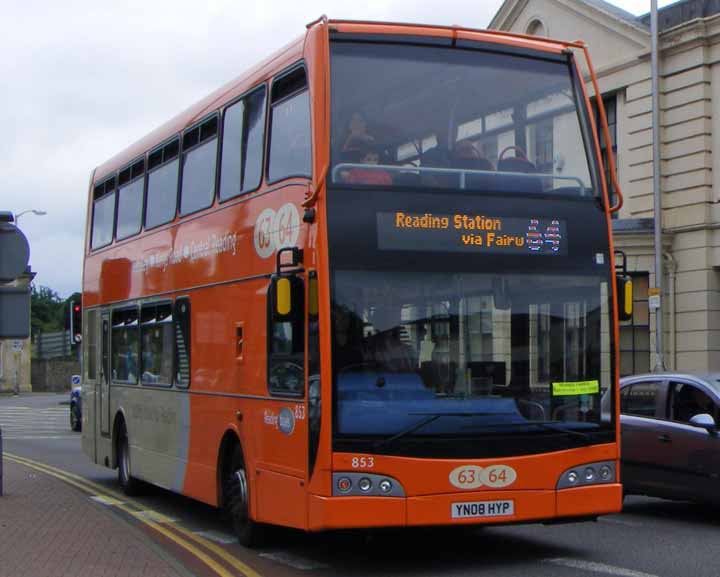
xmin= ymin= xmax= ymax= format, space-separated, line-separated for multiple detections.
xmin=463 ymin=420 xmax=594 ymax=443
xmin=373 ymin=412 xmax=518 ymax=449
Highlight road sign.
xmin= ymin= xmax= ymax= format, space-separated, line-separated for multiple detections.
xmin=0 ymin=218 xmax=30 ymax=282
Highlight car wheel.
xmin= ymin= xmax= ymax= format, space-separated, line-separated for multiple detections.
xmin=70 ymin=404 xmax=81 ymax=432
xmin=224 ymin=446 xmax=264 ymax=547
xmin=117 ymin=424 xmax=142 ymax=496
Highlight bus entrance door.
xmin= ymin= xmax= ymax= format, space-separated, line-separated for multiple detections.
xmin=99 ymin=313 xmax=110 ymax=437
xmin=255 ymin=273 xmax=309 ymax=529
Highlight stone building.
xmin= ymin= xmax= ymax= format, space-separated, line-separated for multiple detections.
xmin=490 ymin=0 xmax=720 ymax=374
xmin=0 ymin=269 xmax=35 ymax=393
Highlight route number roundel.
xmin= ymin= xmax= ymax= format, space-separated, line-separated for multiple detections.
xmin=449 ymin=466 xmax=484 ymax=490
xmin=482 ymin=465 xmax=517 ymax=488
xmin=253 ymin=203 xmax=300 ymax=259
xmin=449 ymin=465 xmax=517 ymax=489
xmin=254 ymin=208 xmax=276 ymax=259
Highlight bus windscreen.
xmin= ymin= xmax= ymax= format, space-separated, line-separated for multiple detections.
xmin=331 ymin=268 xmax=614 ymax=458
xmin=330 ymin=41 xmax=596 ymax=198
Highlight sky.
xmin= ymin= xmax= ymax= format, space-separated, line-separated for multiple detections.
xmin=2 ymin=0 xmax=676 ymax=297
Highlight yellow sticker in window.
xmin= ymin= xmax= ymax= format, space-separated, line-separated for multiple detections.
xmin=552 ymin=380 xmax=600 ymax=396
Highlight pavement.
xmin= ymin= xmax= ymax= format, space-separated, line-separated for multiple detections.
xmin=0 ymin=458 xmax=196 ymax=577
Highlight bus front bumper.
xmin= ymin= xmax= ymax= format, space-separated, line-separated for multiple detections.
xmin=307 ymin=483 xmax=622 ymax=531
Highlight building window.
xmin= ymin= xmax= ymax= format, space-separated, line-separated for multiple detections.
xmin=619 ymin=274 xmax=650 ymax=376
xmin=526 ymin=19 xmax=546 ymax=37
xmin=593 ymin=94 xmax=617 ymax=214
xmin=533 ymin=118 xmax=554 ymax=173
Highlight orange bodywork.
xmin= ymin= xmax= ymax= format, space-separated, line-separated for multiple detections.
xmin=83 ymin=18 xmax=622 ymax=531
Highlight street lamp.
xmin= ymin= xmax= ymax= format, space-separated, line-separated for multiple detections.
xmin=14 ymin=209 xmax=47 ymax=226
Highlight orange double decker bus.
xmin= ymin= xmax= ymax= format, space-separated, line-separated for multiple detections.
xmin=81 ymin=18 xmax=630 ymax=545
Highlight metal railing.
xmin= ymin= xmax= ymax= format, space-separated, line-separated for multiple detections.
xmin=33 ymin=330 xmax=72 ymax=359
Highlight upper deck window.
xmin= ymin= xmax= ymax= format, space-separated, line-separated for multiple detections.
xmin=267 ymin=66 xmax=312 ymax=183
xmin=116 ymin=158 xmax=145 ymax=240
xmin=146 ymin=139 xmax=180 ymax=229
xmin=329 ymin=42 xmax=595 ymax=197
xmin=220 ymin=86 xmax=267 ymax=200
xmin=180 ymin=116 xmax=218 ymax=216
xmin=91 ymin=177 xmax=116 ymax=250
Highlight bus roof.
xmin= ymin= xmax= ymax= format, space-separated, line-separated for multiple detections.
xmin=93 ymin=18 xmax=582 ymax=183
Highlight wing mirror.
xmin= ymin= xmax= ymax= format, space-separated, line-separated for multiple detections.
xmin=689 ymin=413 xmax=717 ymax=434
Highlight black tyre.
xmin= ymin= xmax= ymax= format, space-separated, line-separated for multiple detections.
xmin=224 ymin=446 xmax=264 ymax=547
xmin=70 ymin=404 xmax=81 ymax=432
xmin=117 ymin=423 xmax=142 ymax=496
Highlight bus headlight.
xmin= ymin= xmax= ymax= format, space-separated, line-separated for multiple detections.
xmin=379 ymin=479 xmax=393 ymax=494
xmin=337 ymin=477 xmax=352 ymax=493
xmin=599 ymin=465 xmax=612 ymax=481
xmin=358 ymin=477 xmax=372 ymax=492
xmin=557 ymin=461 xmax=615 ymax=489
xmin=584 ymin=467 xmax=596 ymax=482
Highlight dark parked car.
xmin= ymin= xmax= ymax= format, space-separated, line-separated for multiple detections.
xmin=603 ymin=373 xmax=720 ymax=504
xmin=70 ymin=386 xmax=82 ymax=432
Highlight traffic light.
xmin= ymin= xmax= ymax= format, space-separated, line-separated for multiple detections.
xmin=69 ymin=299 xmax=82 ymax=347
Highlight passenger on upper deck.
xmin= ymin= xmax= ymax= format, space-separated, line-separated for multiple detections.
xmin=451 ymin=139 xmax=494 ymax=171
xmin=341 ymin=111 xmax=375 ymax=152
xmin=340 ymin=137 xmax=393 ymax=186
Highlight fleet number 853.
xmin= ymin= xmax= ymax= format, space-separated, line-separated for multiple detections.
xmin=351 ymin=457 xmax=375 ymax=469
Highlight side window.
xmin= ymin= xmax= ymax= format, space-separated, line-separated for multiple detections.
xmin=220 ymin=86 xmax=267 ymax=200
xmin=268 ymin=66 xmax=312 ymax=182
xmin=180 ymin=116 xmax=219 ymax=216
xmin=174 ymin=297 xmax=191 ymax=387
xmin=145 ymin=139 xmax=180 ymax=229
xmin=84 ymin=309 xmax=98 ymax=381
xmin=111 ymin=307 xmax=139 ymax=384
xmin=140 ymin=302 xmax=173 ymax=386
xmin=91 ymin=177 xmax=116 ymax=249
xmin=670 ymin=382 xmax=717 ymax=423
xmin=116 ymin=158 xmax=145 ymax=240
xmin=268 ymin=276 xmax=305 ymax=397
xmin=622 ymin=381 xmax=660 ymax=417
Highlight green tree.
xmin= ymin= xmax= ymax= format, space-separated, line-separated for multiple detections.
xmin=30 ymin=285 xmax=65 ymax=335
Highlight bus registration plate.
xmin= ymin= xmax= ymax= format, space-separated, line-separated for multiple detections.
xmin=451 ymin=500 xmax=514 ymax=519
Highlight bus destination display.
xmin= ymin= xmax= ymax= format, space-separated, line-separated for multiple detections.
xmin=377 ymin=211 xmax=566 ymax=255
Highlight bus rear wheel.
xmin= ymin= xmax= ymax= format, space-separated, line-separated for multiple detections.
xmin=117 ymin=423 xmax=142 ymax=496
xmin=225 ymin=447 xmax=264 ymax=547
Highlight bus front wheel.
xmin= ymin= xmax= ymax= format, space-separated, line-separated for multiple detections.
xmin=225 ymin=447 xmax=264 ymax=547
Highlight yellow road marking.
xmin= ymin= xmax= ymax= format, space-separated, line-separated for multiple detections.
xmin=5 ymin=453 xmax=263 ymax=577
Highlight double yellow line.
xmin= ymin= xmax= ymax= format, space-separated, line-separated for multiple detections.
xmin=4 ymin=453 xmax=264 ymax=577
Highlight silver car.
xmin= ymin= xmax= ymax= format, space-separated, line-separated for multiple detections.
xmin=604 ymin=373 xmax=720 ymax=504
